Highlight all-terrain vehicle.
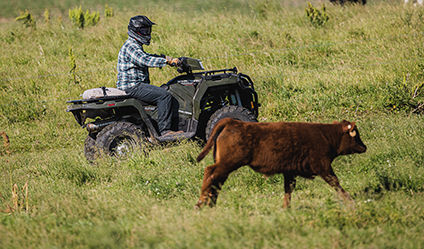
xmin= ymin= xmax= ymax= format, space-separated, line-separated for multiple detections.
xmin=67 ymin=57 xmax=259 ymax=160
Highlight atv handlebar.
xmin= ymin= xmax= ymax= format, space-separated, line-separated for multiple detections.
xmin=176 ymin=57 xmax=204 ymax=74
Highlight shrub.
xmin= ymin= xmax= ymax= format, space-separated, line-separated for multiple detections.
xmin=69 ymin=6 xmax=84 ymax=29
xmin=69 ymin=6 xmax=100 ymax=29
xmin=305 ymin=2 xmax=329 ymax=27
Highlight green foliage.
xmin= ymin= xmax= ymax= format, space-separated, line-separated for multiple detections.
xmin=68 ymin=6 xmax=84 ymax=29
xmin=15 ymin=10 xmax=36 ymax=28
xmin=84 ymin=10 xmax=100 ymax=27
xmin=69 ymin=6 xmax=99 ymax=29
xmin=104 ymin=4 xmax=114 ymax=17
xmin=305 ymin=2 xmax=329 ymax=27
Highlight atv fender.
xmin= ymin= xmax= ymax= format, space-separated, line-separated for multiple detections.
xmin=67 ymin=98 xmax=160 ymax=138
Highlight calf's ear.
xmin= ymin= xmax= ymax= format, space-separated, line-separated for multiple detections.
xmin=342 ymin=121 xmax=356 ymax=133
xmin=342 ymin=120 xmax=350 ymax=132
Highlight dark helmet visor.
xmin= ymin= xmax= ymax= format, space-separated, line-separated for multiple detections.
xmin=137 ymin=26 xmax=152 ymax=36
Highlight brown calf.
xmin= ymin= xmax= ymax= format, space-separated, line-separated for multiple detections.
xmin=195 ymin=118 xmax=367 ymax=208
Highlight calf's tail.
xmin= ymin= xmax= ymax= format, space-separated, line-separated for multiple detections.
xmin=196 ymin=118 xmax=232 ymax=162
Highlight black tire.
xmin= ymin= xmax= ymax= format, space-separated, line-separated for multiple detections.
xmin=84 ymin=134 xmax=100 ymax=162
xmin=95 ymin=122 xmax=147 ymax=158
xmin=205 ymin=105 xmax=257 ymax=140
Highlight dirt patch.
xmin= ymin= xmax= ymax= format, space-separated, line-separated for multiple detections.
xmin=0 ymin=17 xmax=13 ymax=23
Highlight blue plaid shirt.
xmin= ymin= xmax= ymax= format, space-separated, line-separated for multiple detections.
xmin=116 ymin=37 xmax=167 ymax=90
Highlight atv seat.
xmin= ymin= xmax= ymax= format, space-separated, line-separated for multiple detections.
xmin=82 ymin=87 xmax=128 ymax=99
xmin=73 ymin=87 xmax=151 ymax=106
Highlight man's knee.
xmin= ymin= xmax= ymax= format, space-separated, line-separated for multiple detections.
xmin=159 ymin=92 xmax=172 ymax=102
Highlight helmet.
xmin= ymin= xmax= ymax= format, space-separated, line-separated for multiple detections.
xmin=128 ymin=15 xmax=155 ymax=45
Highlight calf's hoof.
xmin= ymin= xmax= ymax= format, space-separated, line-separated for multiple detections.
xmin=195 ymin=199 xmax=204 ymax=209
xmin=344 ymin=199 xmax=356 ymax=210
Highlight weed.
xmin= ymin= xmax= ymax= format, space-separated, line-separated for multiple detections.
xmin=305 ymin=2 xmax=329 ymax=27
xmin=43 ymin=9 xmax=50 ymax=23
xmin=68 ymin=47 xmax=80 ymax=84
xmin=104 ymin=4 xmax=114 ymax=17
xmin=1 ymin=182 xmax=29 ymax=213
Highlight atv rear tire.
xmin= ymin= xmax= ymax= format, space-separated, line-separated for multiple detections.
xmin=205 ymin=105 xmax=257 ymax=141
xmin=84 ymin=134 xmax=100 ymax=162
xmin=95 ymin=122 xmax=147 ymax=158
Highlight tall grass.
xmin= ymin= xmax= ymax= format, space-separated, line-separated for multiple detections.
xmin=1 ymin=0 xmax=424 ymax=248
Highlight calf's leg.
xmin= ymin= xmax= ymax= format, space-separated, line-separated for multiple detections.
xmin=321 ymin=171 xmax=352 ymax=202
xmin=195 ymin=163 xmax=233 ymax=209
xmin=283 ymin=174 xmax=296 ymax=208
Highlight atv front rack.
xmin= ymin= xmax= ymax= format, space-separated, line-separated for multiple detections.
xmin=202 ymin=67 xmax=238 ymax=77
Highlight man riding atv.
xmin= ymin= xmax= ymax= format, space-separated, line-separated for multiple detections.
xmin=117 ymin=15 xmax=182 ymax=138
xmin=67 ymin=15 xmax=260 ymax=160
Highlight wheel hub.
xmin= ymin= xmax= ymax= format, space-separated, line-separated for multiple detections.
xmin=112 ymin=137 xmax=134 ymax=157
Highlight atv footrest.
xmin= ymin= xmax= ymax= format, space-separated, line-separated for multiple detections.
xmin=155 ymin=132 xmax=196 ymax=143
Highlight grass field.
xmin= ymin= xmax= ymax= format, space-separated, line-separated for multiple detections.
xmin=1 ymin=0 xmax=424 ymax=248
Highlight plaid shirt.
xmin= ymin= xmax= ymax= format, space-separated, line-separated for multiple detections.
xmin=116 ymin=37 xmax=167 ymax=90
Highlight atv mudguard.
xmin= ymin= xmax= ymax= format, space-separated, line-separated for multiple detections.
xmin=164 ymin=71 xmax=258 ymax=121
xmin=67 ymin=97 xmax=161 ymax=138
xmin=192 ymin=73 xmax=259 ymax=120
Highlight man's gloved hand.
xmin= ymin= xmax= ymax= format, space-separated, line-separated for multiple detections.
xmin=166 ymin=56 xmax=180 ymax=67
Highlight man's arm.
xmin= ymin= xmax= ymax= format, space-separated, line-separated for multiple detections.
xmin=128 ymin=44 xmax=167 ymax=68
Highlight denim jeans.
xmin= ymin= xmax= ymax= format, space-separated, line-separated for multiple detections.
xmin=125 ymin=83 xmax=178 ymax=134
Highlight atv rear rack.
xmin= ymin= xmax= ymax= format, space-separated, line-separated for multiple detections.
xmin=66 ymin=95 xmax=132 ymax=104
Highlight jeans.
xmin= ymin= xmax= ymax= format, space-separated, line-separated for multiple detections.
xmin=125 ymin=83 xmax=178 ymax=134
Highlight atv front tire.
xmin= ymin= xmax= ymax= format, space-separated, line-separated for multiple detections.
xmin=205 ymin=105 xmax=257 ymax=140
xmin=95 ymin=122 xmax=147 ymax=158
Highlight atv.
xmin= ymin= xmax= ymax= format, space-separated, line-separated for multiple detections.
xmin=67 ymin=57 xmax=259 ymax=161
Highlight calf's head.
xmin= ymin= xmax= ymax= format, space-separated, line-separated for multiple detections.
xmin=337 ymin=120 xmax=367 ymax=155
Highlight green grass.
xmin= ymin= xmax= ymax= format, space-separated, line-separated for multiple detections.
xmin=1 ymin=0 xmax=424 ymax=248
